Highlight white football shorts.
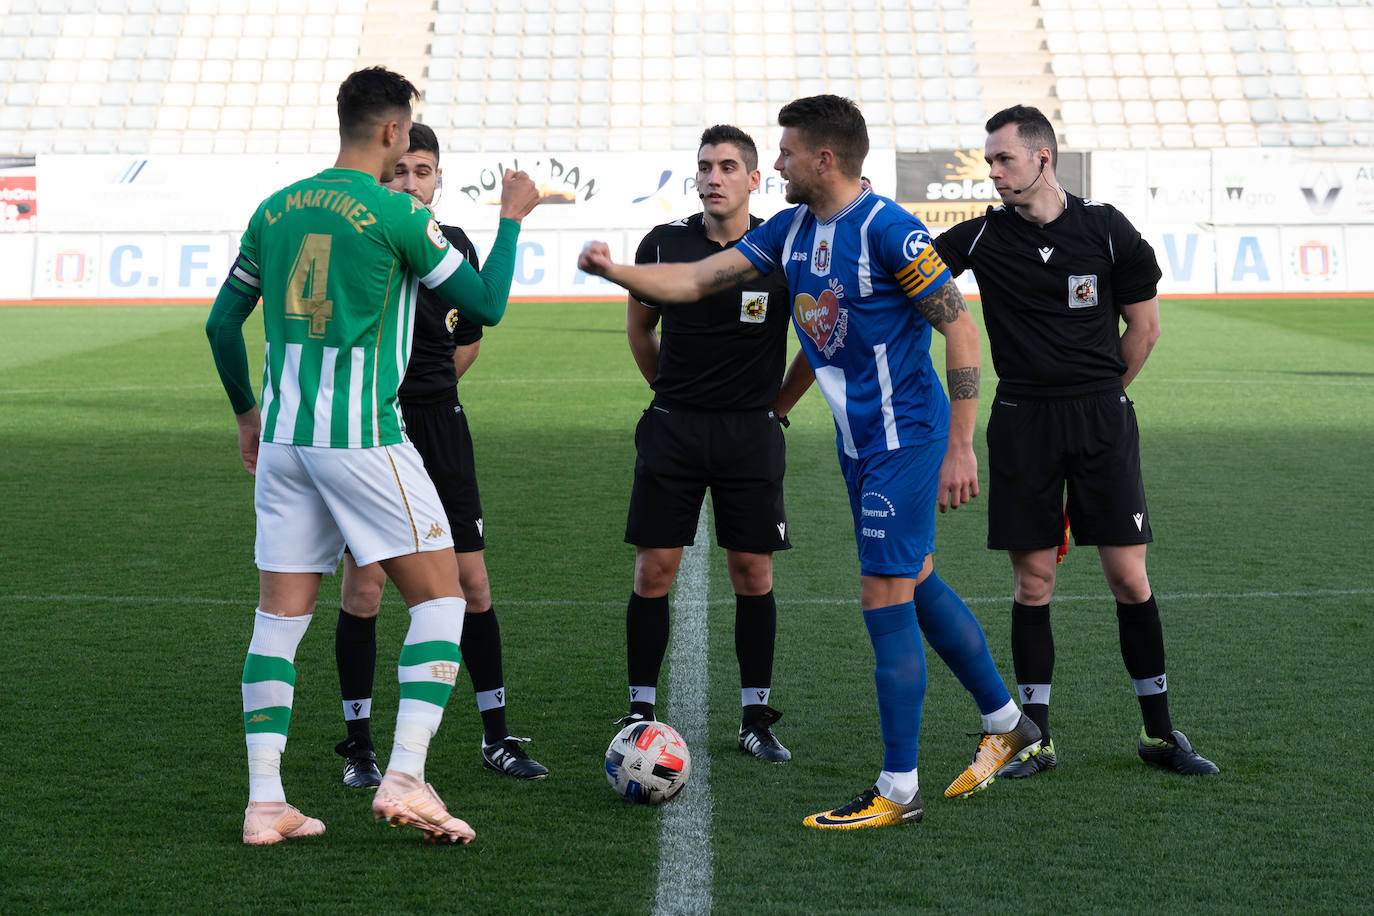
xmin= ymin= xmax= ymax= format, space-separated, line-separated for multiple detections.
xmin=253 ymin=440 xmax=455 ymax=572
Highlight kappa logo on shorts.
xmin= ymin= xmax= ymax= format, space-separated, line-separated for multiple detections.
xmin=1068 ymin=274 xmax=1099 ymax=308
xmin=740 ymin=291 xmax=768 ymax=324
xmin=426 ymin=522 xmax=446 ymax=539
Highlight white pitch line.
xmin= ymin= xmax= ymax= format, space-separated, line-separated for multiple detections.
xmin=0 ymin=383 xmax=224 ymax=395
xmin=654 ymin=507 xmax=713 ymax=916
xmin=5 ymin=587 xmax=1371 ymax=610
xmin=1146 ymin=377 xmax=1373 ymax=386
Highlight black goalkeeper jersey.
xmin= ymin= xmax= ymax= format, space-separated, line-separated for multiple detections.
xmin=634 ymin=212 xmax=791 ymax=410
xmin=934 ymin=193 xmax=1161 ymax=393
xmin=398 ymin=223 xmax=484 ymax=404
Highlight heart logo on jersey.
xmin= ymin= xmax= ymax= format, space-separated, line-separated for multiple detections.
xmin=794 ymin=289 xmax=840 ymax=351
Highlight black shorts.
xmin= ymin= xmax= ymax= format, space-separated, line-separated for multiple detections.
xmin=986 ymin=384 xmax=1151 ymax=550
xmin=401 ymin=398 xmax=485 ymax=553
xmin=625 ymin=402 xmax=791 ymax=553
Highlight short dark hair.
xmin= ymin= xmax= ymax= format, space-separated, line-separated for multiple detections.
xmin=408 ymin=122 xmax=440 ymax=163
xmin=698 ymin=124 xmax=759 ymax=172
xmin=336 ymin=66 xmax=419 ymax=145
xmin=776 ymin=95 xmax=869 ymax=178
xmin=985 ymin=105 xmax=1059 ymax=168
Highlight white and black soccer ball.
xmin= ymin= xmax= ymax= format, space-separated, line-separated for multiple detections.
xmin=604 ymin=720 xmax=691 ymax=804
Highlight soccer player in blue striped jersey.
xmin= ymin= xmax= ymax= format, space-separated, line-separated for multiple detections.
xmin=207 ymin=66 xmax=540 ymax=845
xmin=579 ymin=95 xmax=1039 ymax=828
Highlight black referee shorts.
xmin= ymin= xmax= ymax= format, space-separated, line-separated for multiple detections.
xmin=625 ymin=402 xmax=791 ymax=554
xmin=986 ymin=385 xmax=1151 ymax=551
xmin=401 ymin=398 xmax=485 ymax=553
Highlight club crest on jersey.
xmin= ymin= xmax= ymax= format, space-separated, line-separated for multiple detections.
xmin=426 ymin=218 xmax=449 ymax=250
xmin=445 ymin=308 xmax=459 ymax=333
xmin=793 ymin=279 xmax=849 ymax=359
xmin=740 ymin=291 xmax=768 ymax=324
xmin=1068 ymin=274 xmax=1098 ymax=309
xmin=810 ymin=223 xmax=836 ymax=277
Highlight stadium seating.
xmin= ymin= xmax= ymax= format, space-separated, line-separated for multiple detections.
xmin=1044 ymin=0 xmax=1374 ymax=148
xmin=1 ymin=0 xmax=1372 ymax=155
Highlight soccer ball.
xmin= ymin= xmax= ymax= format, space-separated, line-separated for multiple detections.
xmin=605 ymin=720 xmax=691 ymax=804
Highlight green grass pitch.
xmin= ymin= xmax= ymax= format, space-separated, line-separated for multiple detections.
xmin=0 ymin=296 xmax=1370 ymax=914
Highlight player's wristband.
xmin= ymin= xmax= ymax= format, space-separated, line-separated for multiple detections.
xmin=778 ymin=414 xmax=790 ymax=428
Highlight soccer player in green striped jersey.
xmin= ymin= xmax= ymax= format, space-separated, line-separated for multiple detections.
xmin=206 ymin=66 xmax=541 ymax=846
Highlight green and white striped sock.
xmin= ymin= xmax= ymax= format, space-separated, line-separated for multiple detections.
xmin=388 ymin=597 xmax=465 ymax=781
xmin=241 ymin=609 xmax=311 ymax=803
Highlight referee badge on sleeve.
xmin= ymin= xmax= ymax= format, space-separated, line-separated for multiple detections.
xmin=740 ymin=291 xmax=769 ymax=324
xmin=1068 ymin=274 xmax=1099 ymax=309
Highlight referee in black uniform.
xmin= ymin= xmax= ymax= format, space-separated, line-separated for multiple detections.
xmin=620 ymin=125 xmax=795 ymax=761
xmin=333 ymin=123 xmax=547 ymax=786
xmin=934 ymin=105 xmax=1217 ymax=777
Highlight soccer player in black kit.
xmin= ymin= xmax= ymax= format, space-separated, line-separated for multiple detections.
xmin=333 ymin=123 xmax=548 ymax=785
xmin=934 ymin=105 xmax=1217 ymax=777
xmin=620 ymin=125 xmax=797 ymax=761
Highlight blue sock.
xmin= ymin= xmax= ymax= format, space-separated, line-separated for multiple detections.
xmin=914 ymin=573 xmax=1012 ymax=715
xmin=862 ymin=602 xmax=926 ymax=772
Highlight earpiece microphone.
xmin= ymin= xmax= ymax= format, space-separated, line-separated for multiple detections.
xmin=1012 ymin=158 xmax=1047 ymax=195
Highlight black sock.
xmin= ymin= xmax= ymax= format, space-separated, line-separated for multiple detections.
xmin=1010 ymin=601 xmax=1054 ymax=742
xmin=627 ymin=591 xmax=670 ymax=719
xmin=1117 ymin=595 xmax=1173 ymax=739
xmin=735 ymin=591 xmax=778 ymax=724
xmin=335 ymin=607 xmax=376 ymax=746
xmin=462 ymin=606 xmax=508 ymax=744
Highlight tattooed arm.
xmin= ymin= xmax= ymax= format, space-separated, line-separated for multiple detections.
xmin=917 ymin=278 xmax=982 ymax=513
xmin=578 ymin=242 xmax=761 ymax=304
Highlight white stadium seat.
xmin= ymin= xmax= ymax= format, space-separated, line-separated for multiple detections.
xmin=2 ymin=1 xmax=1372 ymax=157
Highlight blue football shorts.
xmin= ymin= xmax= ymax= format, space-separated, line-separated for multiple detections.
xmin=838 ymin=438 xmax=943 ymax=577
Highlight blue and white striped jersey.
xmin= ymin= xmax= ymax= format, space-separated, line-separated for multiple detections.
xmin=737 ymin=189 xmax=953 ymax=458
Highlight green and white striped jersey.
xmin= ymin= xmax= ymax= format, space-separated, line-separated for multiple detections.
xmin=234 ymin=167 xmax=468 ymax=448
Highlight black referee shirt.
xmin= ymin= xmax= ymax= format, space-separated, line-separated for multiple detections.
xmin=934 ymin=193 xmax=1161 ymax=392
xmin=634 ymin=212 xmax=791 ymax=410
xmin=398 ymin=224 xmax=484 ymax=404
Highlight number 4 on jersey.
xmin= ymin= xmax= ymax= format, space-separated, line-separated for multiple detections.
xmin=285 ymin=233 xmax=334 ymax=338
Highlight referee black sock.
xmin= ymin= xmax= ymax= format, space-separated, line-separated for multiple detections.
xmin=335 ymin=606 xmax=376 ymax=746
xmin=735 ymin=591 xmax=778 ymax=725
xmin=627 ymin=592 xmax=670 ymax=719
xmin=461 ymin=606 xmax=508 ymax=745
xmin=1117 ymin=595 xmax=1174 ymax=740
xmin=1010 ymin=601 xmax=1054 ymax=743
